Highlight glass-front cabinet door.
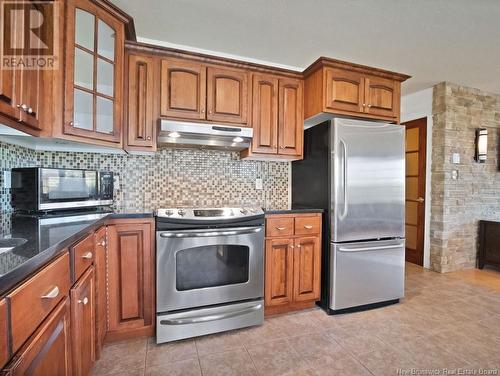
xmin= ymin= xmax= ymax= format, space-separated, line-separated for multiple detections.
xmin=64 ymin=0 xmax=124 ymax=144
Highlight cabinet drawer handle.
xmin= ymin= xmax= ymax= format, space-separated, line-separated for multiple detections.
xmin=41 ymin=286 xmax=59 ymax=300
xmin=82 ymin=251 xmax=93 ymax=260
xmin=276 ymin=227 xmax=286 ymax=231
xmin=304 ymin=225 xmax=313 ymax=229
xmin=78 ymin=297 xmax=89 ymax=305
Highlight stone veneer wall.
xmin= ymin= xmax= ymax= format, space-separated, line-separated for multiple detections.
xmin=430 ymin=82 xmax=500 ymax=272
xmin=0 ymin=141 xmax=290 ymax=213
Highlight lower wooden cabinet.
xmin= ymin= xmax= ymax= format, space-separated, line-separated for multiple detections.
xmin=0 ymin=299 xmax=8 ymax=369
xmin=264 ymin=213 xmax=322 ymax=315
xmin=106 ymin=219 xmax=155 ymax=341
xmin=70 ymin=267 xmax=95 ymax=376
xmin=2 ymin=298 xmax=72 ymax=376
xmin=94 ymin=226 xmax=107 ymax=359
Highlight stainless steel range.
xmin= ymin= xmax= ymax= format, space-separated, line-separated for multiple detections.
xmin=155 ymin=207 xmax=265 ymax=343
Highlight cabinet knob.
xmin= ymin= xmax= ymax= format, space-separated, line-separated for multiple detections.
xmin=17 ymin=104 xmax=28 ymax=111
xmin=147 ymin=136 xmax=151 ymax=140
xmin=27 ymin=107 xmax=33 ymax=114
xmin=362 ymin=103 xmax=366 ymax=107
xmin=297 ymin=244 xmax=301 ymax=248
xmin=201 ymin=109 xmax=205 ymax=113
xmin=280 ymin=146 xmax=285 ymax=149
xmin=69 ymin=121 xmax=79 ymax=127
xmin=78 ymin=297 xmax=89 ymax=305
xmin=100 ymin=240 xmax=106 ymax=247
xmin=41 ymin=286 xmax=60 ymax=299
xmin=82 ymin=251 xmax=93 ymax=260
xmin=290 ymin=245 xmax=294 ymax=249
xmin=367 ymin=104 xmax=372 ymax=108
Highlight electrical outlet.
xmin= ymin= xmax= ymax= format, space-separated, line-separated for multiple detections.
xmin=255 ymin=178 xmax=263 ymax=190
xmin=452 ymin=153 xmax=460 ymax=164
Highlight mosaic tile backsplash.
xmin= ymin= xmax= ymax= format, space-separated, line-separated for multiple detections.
xmin=0 ymin=141 xmax=290 ymax=213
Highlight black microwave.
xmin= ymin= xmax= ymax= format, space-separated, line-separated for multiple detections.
xmin=11 ymin=168 xmax=114 ymax=212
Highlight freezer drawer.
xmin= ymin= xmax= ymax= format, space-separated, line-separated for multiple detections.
xmin=156 ymin=299 xmax=263 ymax=343
xmin=330 ymin=240 xmax=405 ymax=311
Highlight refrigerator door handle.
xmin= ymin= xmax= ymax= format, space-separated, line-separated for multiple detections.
xmin=339 ymin=139 xmax=348 ymax=220
xmin=338 ymin=243 xmax=404 ymax=252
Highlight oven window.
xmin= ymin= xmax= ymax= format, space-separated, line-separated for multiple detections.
xmin=176 ymin=245 xmax=249 ymax=291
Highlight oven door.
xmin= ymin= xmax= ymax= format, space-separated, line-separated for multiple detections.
xmin=156 ymin=226 xmax=264 ymax=312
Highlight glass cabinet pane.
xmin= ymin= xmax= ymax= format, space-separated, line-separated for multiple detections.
xmin=74 ymin=89 xmax=93 ymax=130
xmin=74 ymin=48 xmax=94 ymax=90
xmin=97 ymin=20 xmax=115 ymax=61
xmin=75 ymin=9 xmax=95 ymax=51
xmin=96 ymin=58 xmax=113 ymax=96
xmin=96 ymin=96 xmax=113 ymax=134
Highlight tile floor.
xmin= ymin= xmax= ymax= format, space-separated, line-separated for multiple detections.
xmin=93 ymin=263 xmax=500 ymax=376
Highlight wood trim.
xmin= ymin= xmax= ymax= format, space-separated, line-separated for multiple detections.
xmin=303 ymin=56 xmax=411 ymax=82
xmin=93 ymin=0 xmax=136 ymax=40
xmin=264 ymin=300 xmax=316 ymax=316
xmin=126 ymin=41 xmax=303 ymax=79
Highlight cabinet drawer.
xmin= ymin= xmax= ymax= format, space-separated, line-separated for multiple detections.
xmin=266 ymin=217 xmax=294 ymax=237
xmin=294 ymin=216 xmax=321 ymax=236
xmin=71 ymin=234 xmax=95 ymax=282
xmin=9 ymin=252 xmax=71 ymax=353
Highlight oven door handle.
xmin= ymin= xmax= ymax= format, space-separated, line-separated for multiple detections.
xmin=159 ymin=303 xmax=263 ymax=325
xmin=158 ymin=226 xmax=262 ymax=238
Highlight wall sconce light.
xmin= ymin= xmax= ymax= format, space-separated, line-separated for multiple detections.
xmin=475 ymin=128 xmax=488 ymax=163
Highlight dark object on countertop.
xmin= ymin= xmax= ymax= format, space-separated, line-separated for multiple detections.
xmin=478 ymin=220 xmax=500 ymax=269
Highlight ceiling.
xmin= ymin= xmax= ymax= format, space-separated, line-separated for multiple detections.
xmin=114 ymin=0 xmax=500 ymax=95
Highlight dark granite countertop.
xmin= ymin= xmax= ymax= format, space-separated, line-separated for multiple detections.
xmin=0 ymin=209 xmax=153 ymax=297
xmin=265 ymin=208 xmax=324 ymax=215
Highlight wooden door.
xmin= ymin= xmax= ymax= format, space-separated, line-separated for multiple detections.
xmin=324 ymin=68 xmax=364 ymax=114
xmin=107 ymin=221 xmax=154 ymax=339
xmin=278 ymin=78 xmax=303 ymax=156
xmin=16 ymin=64 xmax=43 ymax=130
xmin=293 ymin=237 xmax=321 ymax=302
xmin=0 ymin=0 xmax=19 ymax=121
xmin=126 ymin=54 xmax=157 ymax=149
xmin=364 ymin=75 xmax=399 ymax=119
xmin=3 ymin=298 xmax=72 ymax=376
xmin=64 ymin=0 xmax=124 ymax=143
xmin=404 ymin=118 xmax=426 ymax=266
xmin=264 ymin=238 xmax=294 ymax=306
xmin=0 ymin=299 xmax=8 ymax=369
xmin=207 ymin=67 xmax=248 ymax=124
xmin=160 ymin=59 xmax=206 ymax=120
xmin=70 ymin=267 xmax=95 ymax=376
xmin=251 ymin=74 xmax=278 ymax=154
xmin=94 ymin=227 xmax=107 ymax=359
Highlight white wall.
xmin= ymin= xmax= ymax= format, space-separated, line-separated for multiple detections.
xmin=401 ymin=87 xmax=433 ymax=269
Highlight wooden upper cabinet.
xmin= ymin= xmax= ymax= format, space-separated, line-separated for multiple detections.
xmin=70 ymin=267 xmax=95 ymax=376
xmin=278 ymin=78 xmax=303 ymax=156
xmin=3 ymin=298 xmax=72 ymax=376
xmin=0 ymin=299 xmax=8 ymax=369
xmin=126 ymin=53 xmax=158 ymax=150
xmin=324 ymin=68 xmax=364 ymax=114
xmin=293 ymin=236 xmax=321 ymax=302
xmin=64 ymin=0 xmax=125 ymax=145
xmin=207 ymin=67 xmax=248 ymax=124
xmin=160 ymin=59 xmax=206 ymax=120
xmin=364 ymin=75 xmax=400 ymax=119
xmin=106 ymin=219 xmax=154 ymax=340
xmin=304 ymin=58 xmax=410 ymax=125
xmin=251 ymin=74 xmax=278 ymax=154
xmin=265 ymin=238 xmax=294 ymax=307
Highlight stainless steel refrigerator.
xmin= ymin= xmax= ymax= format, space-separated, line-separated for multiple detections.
xmin=292 ymin=118 xmax=405 ymax=314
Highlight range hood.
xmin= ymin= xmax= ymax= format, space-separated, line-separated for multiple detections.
xmin=158 ymin=120 xmax=253 ymax=151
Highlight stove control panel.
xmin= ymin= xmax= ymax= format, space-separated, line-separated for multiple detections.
xmin=156 ymin=207 xmax=264 ymax=221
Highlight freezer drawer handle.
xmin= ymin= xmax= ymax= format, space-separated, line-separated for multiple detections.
xmin=159 ymin=227 xmax=262 ymax=238
xmin=159 ymin=303 xmax=262 ymax=325
xmin=338 ymin=244 xmax=404 ymax=252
